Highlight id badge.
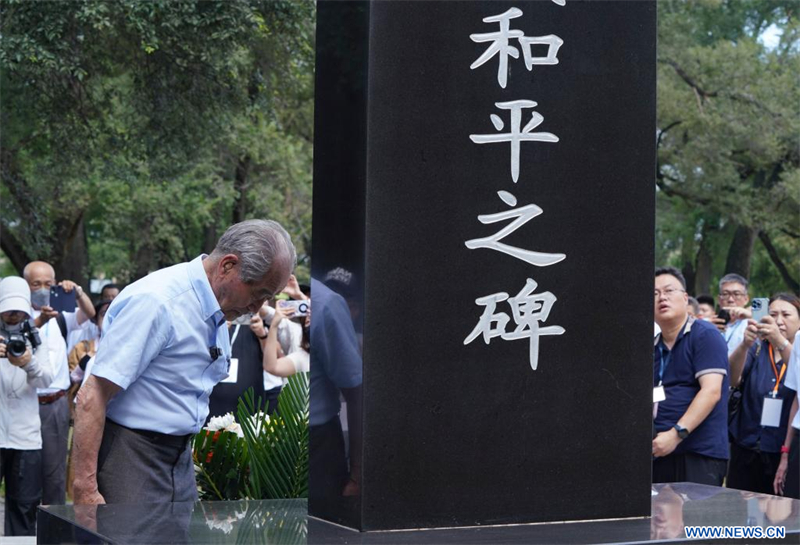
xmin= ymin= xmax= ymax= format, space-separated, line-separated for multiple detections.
xmin=653 ymin=386 xmax=666 ymax=403
xmin=760 ymin=396 xmax=782 ymax=428
xmin=221 ymin=358 xmax=239 ymax=384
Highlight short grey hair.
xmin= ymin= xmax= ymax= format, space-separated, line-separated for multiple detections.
xmin=210 ymin=220 xmax=296 ymax=283
xmin=719 ymin=273 xmax=748 ymax=291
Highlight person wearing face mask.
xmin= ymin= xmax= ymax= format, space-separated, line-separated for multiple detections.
xmin=0 ymin=277 xmax=55 ymax=536
xmin=23 ymin=261 xmax=94 ymax=506
xmin=727 ymin=294 xmax=800 ymax=495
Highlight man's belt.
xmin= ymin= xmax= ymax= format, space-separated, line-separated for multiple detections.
xmin=107 ymin=419 xmax=193 ymax=450
xmin=38 ymin=390 xmax=67 ymax=405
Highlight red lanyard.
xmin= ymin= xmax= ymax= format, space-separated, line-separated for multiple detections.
xmin=768 ymin=344 xmax=786 ymax=397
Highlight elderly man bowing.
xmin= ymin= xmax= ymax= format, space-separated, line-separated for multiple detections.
xmin=72 ymin=220 xmax=295 ymax=504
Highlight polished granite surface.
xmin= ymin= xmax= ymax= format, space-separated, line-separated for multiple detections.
xmin=37 ymin=484 xmax=800 ymax=544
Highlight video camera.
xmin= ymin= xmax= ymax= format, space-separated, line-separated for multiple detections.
xmin=0 ymin=321 xmax=42 ymax=359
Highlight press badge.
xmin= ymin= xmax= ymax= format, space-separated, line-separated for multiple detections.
xmin=221 ymin=358 xmax=239 ymax=384
xmin=760 ymin=396 xmax=782 ymax=428
xmin=653 ymin=386 xmax=666 ymax=403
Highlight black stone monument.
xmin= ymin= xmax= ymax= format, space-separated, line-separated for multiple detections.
xmin=310 ymin=0 xmax=656 ymax=531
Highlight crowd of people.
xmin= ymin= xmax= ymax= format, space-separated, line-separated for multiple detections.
xmin=653 ymin=268 xmax=800 ymax=500
xmin=0 ymin=219 xmax=307 ymax=535
xmin=1 ymin=220 xmax=798 ymax=536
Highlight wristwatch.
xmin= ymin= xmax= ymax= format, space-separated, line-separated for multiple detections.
xmin=673 ymin=424 xmax=690 ymax=440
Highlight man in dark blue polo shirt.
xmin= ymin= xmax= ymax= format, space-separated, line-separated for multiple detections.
xmin=653 ymin=267 xmax=730 ymax=485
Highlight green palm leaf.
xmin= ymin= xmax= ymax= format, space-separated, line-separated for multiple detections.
xmin=237 ymin=374 xmax=309 ymax=499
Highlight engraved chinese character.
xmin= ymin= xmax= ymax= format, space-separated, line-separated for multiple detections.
xmin=465 ymin=190 xmax=565 ymax=266
xmin=464 ymin=278 xmax=565 ymax=371
xmin=470 ymin=100 xmax=558 ymax=183
xmin=470 ymin=8 xmax=564 ymax=88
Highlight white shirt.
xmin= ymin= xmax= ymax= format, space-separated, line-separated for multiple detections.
xmin=724 ymin=318 xmax=748 ymax=356
xmin=288 ymin=350 xmax=310 ymax=374
xmin=261 ymin=306 xmax=302 ymax=390
xmin=33 ymin=312 xmax=69 ymax=394
xmin=0 ymin=331 xmax=56 ymax=449
xmin=784 ymin=336 xmax=800 ymax=430
xmin=66 ymin=315 xmax=99 ymax=353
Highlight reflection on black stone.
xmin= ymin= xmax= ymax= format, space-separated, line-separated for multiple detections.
xmin=309 ymin=0 xmax=369 ymax=530
xmin=309 ymin=277 xmax=363 ymax=528
xmin=97 ymin=501 xmax=194 ymax=544
xmin=42 ymin=500 xmax=307 ymax=544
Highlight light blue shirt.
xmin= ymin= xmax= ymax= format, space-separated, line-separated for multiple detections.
xmin=310 ymin=278 xmax=362 ymax=426
xmin=92 ymin=255 xmax=231 ymax=435
xmin=724 ymin=318 xmax=748 ymax=356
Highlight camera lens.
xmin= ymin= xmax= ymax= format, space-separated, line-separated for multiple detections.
xmin=7 ymin=339 xmax=26 ymax=358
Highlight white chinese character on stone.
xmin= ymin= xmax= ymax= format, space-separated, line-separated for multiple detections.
xmin=465 ymin=190 xmax=565 ymax=267
xmin=470 ymin=8 xmax=564 ymax=89
xmin=470 ymin=100 xmax=558 ymax=183
xmin=464 ymin=278 xmax=565 ymax=371
xmin=463 ymin=291 xmax=510 ymax=345
xmin=470 ymin=8 xmax=524 ymax=89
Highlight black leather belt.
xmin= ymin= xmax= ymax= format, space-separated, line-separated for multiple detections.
xmin=106 ymin=419 xmax=193 ymax=449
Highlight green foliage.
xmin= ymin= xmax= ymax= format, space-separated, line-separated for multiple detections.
xmin=239 ymin=375 xmax=309 ymax=500
xmin=1 ymin=0 xmax=314 ymax=284
xmin=656 ymin=0 xmax=799 ymax=294
xmin=193 ymin=375 xmax=309 ymax=502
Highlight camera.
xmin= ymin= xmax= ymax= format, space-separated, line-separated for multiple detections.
xmin=1 ymin=334 xmax=28 ymax=358
xmin=0 ymin=321 xmax=41 ymax=359
xmin=278 ymin=300 xmax=309 ymax=317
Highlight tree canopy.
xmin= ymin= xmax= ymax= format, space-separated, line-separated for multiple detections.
xmin=657 ymin=0 xmax=799 ymax=296
xmin=1 ymin=0 xmax=314 ymax=286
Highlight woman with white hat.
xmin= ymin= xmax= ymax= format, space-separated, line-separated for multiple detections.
xmin=0 ymin=276 xmax=54 ymax=536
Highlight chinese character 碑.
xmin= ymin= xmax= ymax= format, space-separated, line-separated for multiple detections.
xmin=464 ymin=278 xmax=565 ymax=370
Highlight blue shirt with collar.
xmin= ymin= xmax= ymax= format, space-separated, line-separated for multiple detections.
xmin=654 ymin=317 xmax=730 ymax=460
xmin=729 ymin=340 xmax=796 ymax=454
xmin=91 ymin=255 xmax=231 ymax=435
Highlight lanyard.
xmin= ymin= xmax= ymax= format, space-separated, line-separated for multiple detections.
xmin=230 ymin=324 xmax=241 ymax=347
xmin=658 ymin=345 xmax=672 ymax=386
xmin=768 ymin=344 xmax=786 ymax=397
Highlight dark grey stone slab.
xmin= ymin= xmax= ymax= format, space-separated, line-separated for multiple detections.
xmin=310 ymin=0 xmax=656 ymax=531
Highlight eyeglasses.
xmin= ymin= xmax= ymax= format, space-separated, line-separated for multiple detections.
xmin=719 ymin=291 xmax=746 ymax=299
xmin=654 ymin=288 xmax=685 ymax=299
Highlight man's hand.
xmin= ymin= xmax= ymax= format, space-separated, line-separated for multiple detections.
xmin=34 ymin=305 xmax=58 ymax=328
xmin=652 ymin=428 xmax=681 ymax=458
xmin=249 ymin=315 xmax=266 ymax=338
xmin=342 ymin=476 xmax=360 ymax=497
xmin=59 ymin=280 xmax=78 ymax=293
xmin=710 ymin=315 xmax=727 ymax=334
xmin=73 ymin=478 xmax=106 ymax=505
xmin=724 ymin=306 xmax=751 ymax=322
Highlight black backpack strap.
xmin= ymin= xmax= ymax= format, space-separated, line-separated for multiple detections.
xmin=55 ymin=312 xmax=68 ymax=341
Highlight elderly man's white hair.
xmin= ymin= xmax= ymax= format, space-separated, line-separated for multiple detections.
xmin=209 ymin=220 xmax=296 ymax=283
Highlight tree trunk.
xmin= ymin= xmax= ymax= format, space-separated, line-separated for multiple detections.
xmin=50 ymin=214 xmax=90 ymax=289
xmin=759 ymin=231 xmax=800 ymax=295
xmin=232 ymin=155 xmax=251 ymax=225
xmin=693 ymin=224 xmax=714 ymax=296
xmin=681 ymin=261 xmax=696 ymax=296
xmin=202 ymin=224 xmax=218 ymax=255
xmin=0 ymin=226 xmax=31 ymax=275
xmin=724 ymin=224 xmax=758 ymax=279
